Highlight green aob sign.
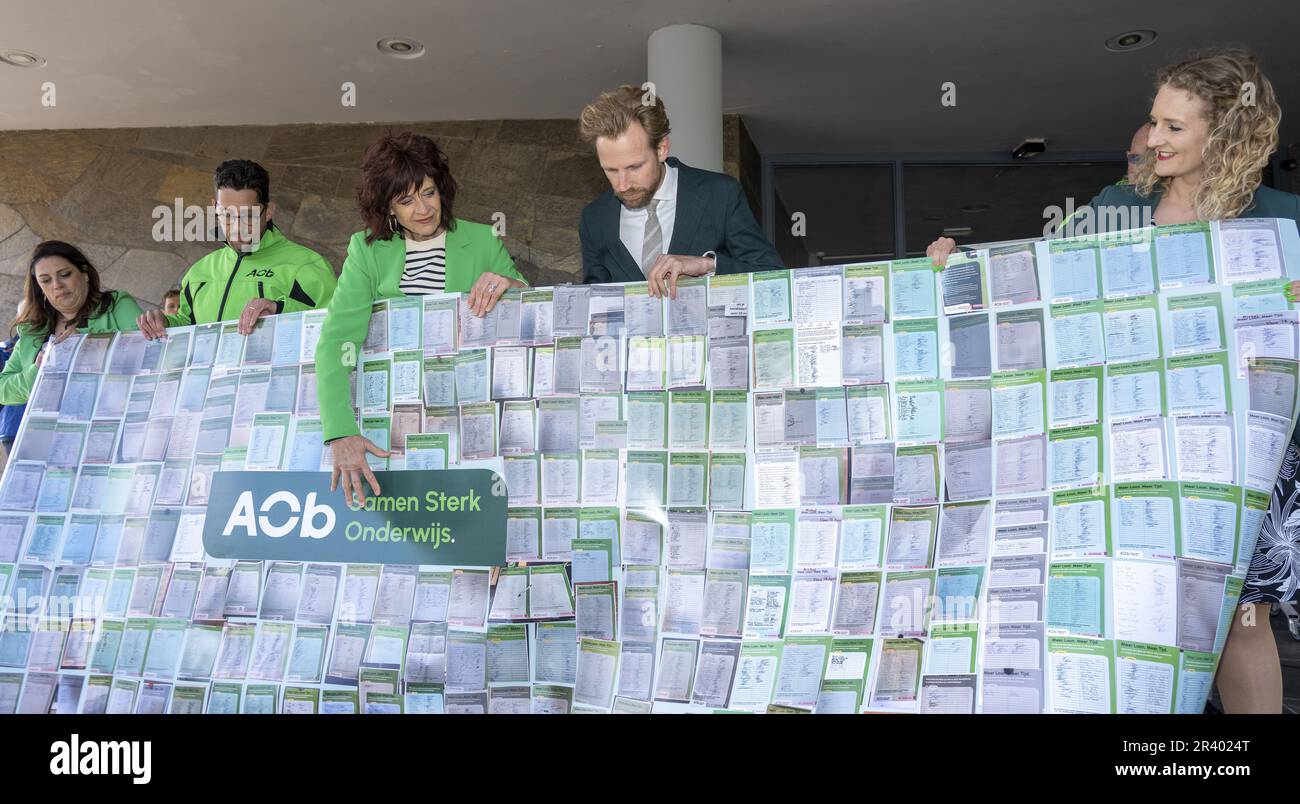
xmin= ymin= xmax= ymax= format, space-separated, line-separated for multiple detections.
xmin=201 ymin=469 xmax=508 ymax=566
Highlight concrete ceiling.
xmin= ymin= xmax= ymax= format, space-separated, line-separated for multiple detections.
xmin=0 ymin=0 xmax=1297 ymax=155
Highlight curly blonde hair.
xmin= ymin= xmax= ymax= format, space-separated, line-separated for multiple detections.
xmin=1133 ymin=48 xmax=1281 ymax=220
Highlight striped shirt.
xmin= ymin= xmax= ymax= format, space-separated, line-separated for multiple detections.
xmin=399 ymin=231 xmax=447 ymax=294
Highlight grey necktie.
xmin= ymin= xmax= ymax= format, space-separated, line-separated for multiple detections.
xmin=641 ymin=199 xmax=663 ymax=275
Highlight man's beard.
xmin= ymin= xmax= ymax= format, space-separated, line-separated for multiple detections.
xmin=617 ymin=161 xmax=665 ymax=210
xmin=617 ymin=187 xmax=652 ymax=209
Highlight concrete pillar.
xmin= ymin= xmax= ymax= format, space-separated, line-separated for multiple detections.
xmin=647 ymin=24 xmax=723 ymax=172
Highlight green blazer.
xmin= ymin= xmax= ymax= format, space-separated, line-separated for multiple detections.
xmin=0 ymin=290 xmax=144 ymax=405
xmin=315 ymin=220 xmax=527 ymax=441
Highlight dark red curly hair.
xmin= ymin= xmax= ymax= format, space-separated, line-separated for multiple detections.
xmin=357 ymin=132 xmax=459 ymax=244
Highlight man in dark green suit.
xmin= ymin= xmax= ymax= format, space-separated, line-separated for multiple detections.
xmin=578 ymin=85 xmax=783 ymax=296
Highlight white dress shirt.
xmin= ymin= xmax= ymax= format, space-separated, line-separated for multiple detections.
xmin=619 ymin=162 xmax=678 ymax=271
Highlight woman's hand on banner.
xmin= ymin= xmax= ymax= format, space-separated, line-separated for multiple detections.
xmin=329 ymin=435 xmax=390 ymax=507
xmin=468 ymin=273 xmax=525 ymax=318
xmin=926 ymin=236 xmax=958 ymax=268
xmin=137 ymin=309 xmax=169 ymax=340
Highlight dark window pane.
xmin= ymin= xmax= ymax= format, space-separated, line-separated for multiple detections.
xmin=903 ymin=162 xmax=1125 ymax=255
xmin=773 ymin=165 xmax=894 ymax=266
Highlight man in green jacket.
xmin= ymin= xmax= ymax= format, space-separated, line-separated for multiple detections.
xmin=137 ymin=159 xmax=337 ymax=338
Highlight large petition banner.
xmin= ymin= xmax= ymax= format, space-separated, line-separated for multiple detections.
xmin=1 ymin=218 xmax=1298 ymax=714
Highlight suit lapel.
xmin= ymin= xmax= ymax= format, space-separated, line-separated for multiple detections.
xmin=666 ymin=158 xmax=704 ymax=256
xmin=605 ymin=193 xmax=644 ymax=281
xmin=606 ymin=159 xmax=705 ymax=281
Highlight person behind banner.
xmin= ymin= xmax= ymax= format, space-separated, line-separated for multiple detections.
xmin=577 ymin=85 xmax=783 ymax=296
xmin=0 ymin=241 xmax=144 ymax=405
xmin=929 ymin=48 xmax=1300 ymax=713
xmin=161 ymin=288 xmax=180 ymax=317
xmin=136 ymin=159 xmax=337 ymax=339
xmin=316 ymin=132 xmax=529 ymax=506
xmin=0 ymin=323 xmax=20 ymax=473
xmin=1124 ymin=122 xmax=1153 ymax=185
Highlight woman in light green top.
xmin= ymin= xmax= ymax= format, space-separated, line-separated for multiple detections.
xmin=0 ymin=240 xmax=144 ymax=405
xmin=316 ymin=132 xmax=528 ymax=505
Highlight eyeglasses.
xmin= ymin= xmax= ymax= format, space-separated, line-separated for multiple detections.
xmin=216 ymin=205 xmax=265 ymax=226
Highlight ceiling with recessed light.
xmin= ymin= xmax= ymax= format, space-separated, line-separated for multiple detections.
xmin=0 ymin=0 xmax=1296 ymax=155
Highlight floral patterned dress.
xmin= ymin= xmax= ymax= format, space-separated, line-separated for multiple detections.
xmin=1244 ymin=435 xmax=1300 ymax=605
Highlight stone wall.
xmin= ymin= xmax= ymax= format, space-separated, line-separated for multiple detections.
xmin=0 ymin=115 xmax=758 ymax=319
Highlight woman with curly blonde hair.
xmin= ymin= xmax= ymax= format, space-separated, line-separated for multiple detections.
xmin=1113 ymin=47 xmax=1297 ymax=224
xmin=926 ymin=48 xmax=1300 ymax=712
xmin=1106 ymin=48 xmax=1299 ymax=714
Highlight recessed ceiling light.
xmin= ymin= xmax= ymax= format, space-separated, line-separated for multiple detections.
xmin=0 ymin=49 xmax=46 ymax=68
xmin=1105 ymin=30 xmax=1157 ymax=53
xmin=378 ymin=38 xmax=425 ymax=59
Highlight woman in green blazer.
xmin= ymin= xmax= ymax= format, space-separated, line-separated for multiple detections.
xmin=316 ymin=132 xmax=528 ymax=505
xmin=0 ymin=240 xmax=143 ymax=405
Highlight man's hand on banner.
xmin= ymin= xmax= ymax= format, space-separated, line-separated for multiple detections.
xmin=237 ymin=298 xmax=279 ymax=335
xmin=646 ymin=254 xmax=714 ymax=299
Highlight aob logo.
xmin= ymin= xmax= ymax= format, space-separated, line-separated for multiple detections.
xmin=221 ymin=491 xmax=335 ymax=538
